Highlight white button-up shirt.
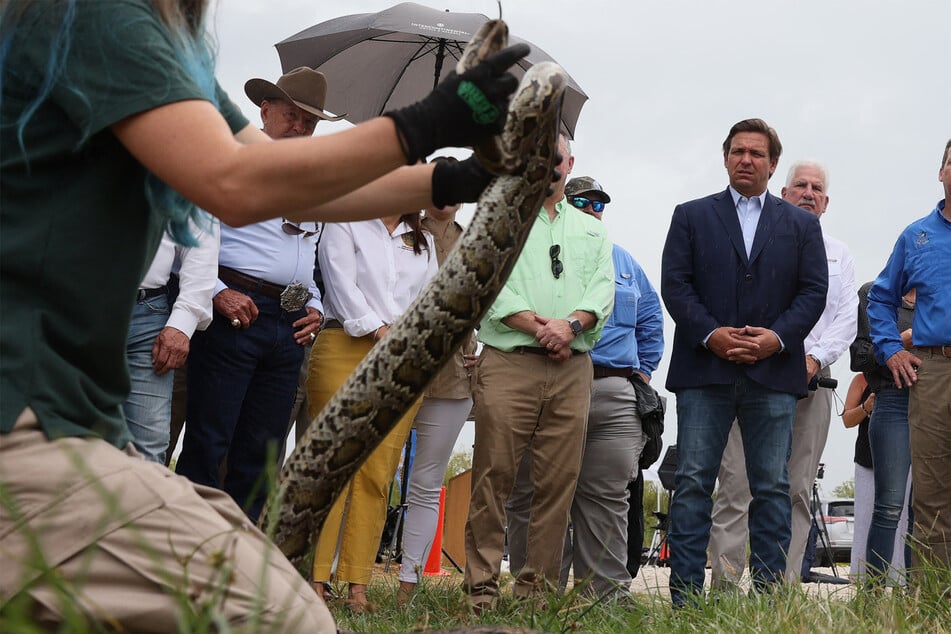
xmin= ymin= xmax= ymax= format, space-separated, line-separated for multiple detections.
xmin=804 ymin=232 xmax=858 ymax=367
xmin=320 ymin=219 xmax=438 ymax=337
xmin=139 ymin=219 xmax=219 ymax=337
xmin=216 ymin=218 xmax=323 ymax=313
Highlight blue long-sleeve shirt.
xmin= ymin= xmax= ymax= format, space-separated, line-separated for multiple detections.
xmin=868 ymin=200 xmax=951 ymax=364
xmin=590 ymin=244 xmax=664 ymax=378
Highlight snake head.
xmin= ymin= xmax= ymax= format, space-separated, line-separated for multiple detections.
xmin=455 ymin=19 xmax=510 ymax=75
xmin=457 ymin=19 xmax=512 ymax=174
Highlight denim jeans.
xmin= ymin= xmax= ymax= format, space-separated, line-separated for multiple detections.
xmin=176 ymin=291 xmax=305 ymax=522
xmin=668 ymin=378 xmax=796 ymax=606
xmin=865 ymin=386 xmax=913 ymax=580
xmin=122 ymin=294 xmax=173 ymax=463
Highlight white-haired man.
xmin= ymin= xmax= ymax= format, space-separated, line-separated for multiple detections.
xmin=709 ymin=159 xmax=857 ymax=586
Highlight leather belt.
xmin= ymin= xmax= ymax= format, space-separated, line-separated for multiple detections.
xmin=593 ymin=365 xmax=633 ymax=379
xmin=323 ymin=319 xmax=343 ymax=329
xmin=219 ymin=266 xmax=287 ymax=300
xmin=136 ymin=285 xmax=168 ymax=301
xmin=514 ymin=346 xmax=551 ymax=356
xmin=914 ymin=345 xmax=951 ymax=358
xmin=218 ymin=266 xmax=312 ymax=311
xmin=512 ymin=346 xmax=578 ymax=357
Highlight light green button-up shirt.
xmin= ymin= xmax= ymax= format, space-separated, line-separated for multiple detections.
xmin=479 ymin=199 xmax=615 ymax=352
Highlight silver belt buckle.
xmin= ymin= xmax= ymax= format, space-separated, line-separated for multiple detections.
xmin=280 ymin=282 xmax=311 ymax=312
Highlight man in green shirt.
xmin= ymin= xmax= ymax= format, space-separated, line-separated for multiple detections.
xmin=462 ymin=135 xmax=615 ymax=610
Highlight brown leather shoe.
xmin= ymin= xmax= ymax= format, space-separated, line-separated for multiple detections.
xmin=467 ymin=594 xmax=497 ymax=615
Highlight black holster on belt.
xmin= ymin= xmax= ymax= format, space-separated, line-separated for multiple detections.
xmin=629 ymin=373 xmax=666 ymax=470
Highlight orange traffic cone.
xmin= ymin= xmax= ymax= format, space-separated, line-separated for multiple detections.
xmin=424 ymin=486 xmax=449 ymax=576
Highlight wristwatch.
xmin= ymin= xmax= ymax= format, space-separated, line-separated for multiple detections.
xmin=568 ymin=318 xmax=583 ymax=336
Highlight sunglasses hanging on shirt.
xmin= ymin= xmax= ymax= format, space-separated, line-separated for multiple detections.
xmin=281 ymin=219 xmax=320 ymax=238
xmin=549 ymin=244 xmax=564 ymax=279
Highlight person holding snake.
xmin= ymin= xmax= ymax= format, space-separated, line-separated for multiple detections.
xmin=0 ymin=0 xmax=527 ymax=629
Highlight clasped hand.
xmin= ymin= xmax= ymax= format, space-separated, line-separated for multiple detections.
xmin=534 ymin=315 xmax=573 ymax=362
xmin=708 ymin=325 xmax=781 ymax=364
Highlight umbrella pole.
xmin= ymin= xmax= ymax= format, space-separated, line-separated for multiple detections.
xmin=433 ymin=39 xmax=446 ymax=90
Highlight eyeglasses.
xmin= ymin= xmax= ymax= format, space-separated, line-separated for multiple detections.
xmin=282 ymin=220 xmax=319 ymax=238
xmin=568 ymin=196 xmax=606 ymax=213
xmin=549 ymin=244 xmax=564 ymax=279
xmin=280 ymin=106 xmax=318 ymax=133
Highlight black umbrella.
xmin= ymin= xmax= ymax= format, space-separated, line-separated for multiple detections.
xmin=275 ymin=2 xmax=587 ymax=138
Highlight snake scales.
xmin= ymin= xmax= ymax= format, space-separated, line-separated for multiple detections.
xmin=258 ymin=19 xmax=568 ymax=572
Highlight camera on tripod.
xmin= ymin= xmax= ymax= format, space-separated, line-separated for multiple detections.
xmin=808 ymin=376 xmax=838 ymax=391
xmin=816 ymin=462 xmax=825 ymax=480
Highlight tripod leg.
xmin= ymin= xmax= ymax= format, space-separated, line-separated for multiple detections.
xmin=441 ymin=547 xmax=464 ymax=574
xmin=812 ymin=482 xmax=839 ymax=578
xmin=383 ymin=504 xmax=407 ymax=573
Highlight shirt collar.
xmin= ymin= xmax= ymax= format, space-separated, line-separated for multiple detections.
xmin=728 ymin=186 xmax=768 ymax=210
xmin=936 ymin=199 xmax=950 ymax=225
xmin=539 ymin=197 xmax=570 ymax=224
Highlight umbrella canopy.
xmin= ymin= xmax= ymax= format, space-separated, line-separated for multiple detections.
xmin=275 ymin=2 xmax=587 ymax=138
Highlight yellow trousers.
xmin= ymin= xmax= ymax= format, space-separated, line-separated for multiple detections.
xmin=306 ymin=328 xmax=420 ymax=584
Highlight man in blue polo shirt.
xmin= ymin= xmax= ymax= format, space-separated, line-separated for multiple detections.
xmin=867 ymin=138 xmax=951 ymax=573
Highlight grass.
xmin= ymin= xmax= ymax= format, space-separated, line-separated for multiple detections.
xmin=3 ymin=451 xmax=950 ymax=633
xmin=326 ymin=566 xmax=951 ymax=634
xmin=3 ymin=547 xmax=950 ymax=634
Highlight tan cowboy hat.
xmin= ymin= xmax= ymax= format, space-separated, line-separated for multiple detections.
xmin=244 ymin=67 xmax=346 ymax=121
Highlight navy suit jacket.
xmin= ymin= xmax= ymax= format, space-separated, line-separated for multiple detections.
xmin=661 ymin=188 xmax=828 ymax=397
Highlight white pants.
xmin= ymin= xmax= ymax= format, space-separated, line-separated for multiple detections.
xmin=398 ymin=397 xmax=471 ymax=582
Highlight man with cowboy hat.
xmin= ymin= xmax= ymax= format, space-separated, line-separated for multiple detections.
xmin=175 ymin=67 xmax=343 ymax=522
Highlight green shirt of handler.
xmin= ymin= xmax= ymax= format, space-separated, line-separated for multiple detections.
xmin=478 ymin=197 xmax=615 ymax=353
xmin=0 ymin=0 xmax=249 ymax=449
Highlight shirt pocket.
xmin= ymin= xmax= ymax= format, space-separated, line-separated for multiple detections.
xmin=827 ymin=258 xmax=842 ymax=277
xmin=906 ymin=240 xmax=947 ymax=292
xmin=612 ymin=281 xmax=641 ymax=327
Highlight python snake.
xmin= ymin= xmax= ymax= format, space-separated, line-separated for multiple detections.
xmin=258 ymin=19 xmax=568 ymax=572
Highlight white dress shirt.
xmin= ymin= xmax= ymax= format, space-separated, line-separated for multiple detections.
xmin=319 ymin=219 xmax=438 ymax=337
xmin=804 ymin=232 xmax=858 ymax=367
xmin=139 ymin=218 xmax=220 ymax=338
xmin=216 ymin=218 xmax=322 ymax=313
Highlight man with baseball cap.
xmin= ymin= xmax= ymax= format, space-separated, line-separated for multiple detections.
xmin=505 ymin=175 xmax=664 ymax=599
xmin=561 ymin=176 xmax=663 ymax=598
xmin=176 ymin=68 xmax=340 ymax=522
xmin=565 ymin=175 xmax=612 ymax=213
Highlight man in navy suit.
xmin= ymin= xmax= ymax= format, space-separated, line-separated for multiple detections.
xmin=660 ymin=118 xmax=828 ymax=606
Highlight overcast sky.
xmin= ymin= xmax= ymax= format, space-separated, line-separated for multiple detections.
xmin=211 ymin=0 xmax=950 ymax=492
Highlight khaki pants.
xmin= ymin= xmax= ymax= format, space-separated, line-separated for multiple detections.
xmin=463 ymin=347 xmax=592 ymax=600
xmin=0 ymin=409 xmax=333 ymax=632
xmin=305 ymin=328 xmax=420 ymax=584
xmin=908 ymin=349 xmax=951 ymax=570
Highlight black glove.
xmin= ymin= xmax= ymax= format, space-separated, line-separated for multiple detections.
xmin=431 ymin=155 xmax=494 ymax=208
xmin=385 ymin=43 xmax=529 ymax=164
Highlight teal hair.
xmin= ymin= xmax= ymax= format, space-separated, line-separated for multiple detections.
xmin=0 ymin=0 xmax=217 ymax=247
xmin=145 ymin=13 xmax=219 ymax=247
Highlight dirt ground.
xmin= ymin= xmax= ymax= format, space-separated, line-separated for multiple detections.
xmin=400 ymin=559 xmax=859 ymax=601
xmin=630 ymin=564 xmax=857 ymax=600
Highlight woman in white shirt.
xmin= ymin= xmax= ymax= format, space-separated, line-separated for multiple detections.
xmin=307 ymin=211 xmax=436 ymax=612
